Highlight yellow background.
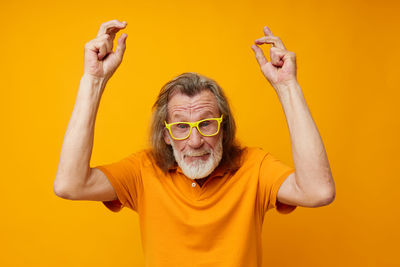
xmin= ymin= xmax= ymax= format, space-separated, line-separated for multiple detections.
xmin=1 ymin=0 xmax=399 ymax=266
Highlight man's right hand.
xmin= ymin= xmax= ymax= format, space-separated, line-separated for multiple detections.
xmin=84 ymin=20 xmax=128 ymax=80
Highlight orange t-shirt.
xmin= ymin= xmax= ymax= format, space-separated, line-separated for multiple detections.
xmin=94 ymin=146 xmax=296 ymax=267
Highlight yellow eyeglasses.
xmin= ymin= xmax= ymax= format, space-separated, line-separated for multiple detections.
xmin=164 ymin=114 xmax=223 ymax=140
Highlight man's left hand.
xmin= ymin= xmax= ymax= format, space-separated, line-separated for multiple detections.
xmin=251 ymin=26 xmax=297 ymax=92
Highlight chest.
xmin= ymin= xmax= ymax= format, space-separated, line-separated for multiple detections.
xmin=140 ymin=171 xmax=262 ymax=227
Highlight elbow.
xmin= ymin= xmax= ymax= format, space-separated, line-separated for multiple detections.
xmin=53 ymin=182 xmax=66 ymax=199
xmin=53 ymin=181 xmax=74 ymax=200
xmin=296 ymin=174 xmax=336 ymax=207
xmin=312 ymin=187 xmax=336 ymax=207
xmin=317 ymin=191 xmax=335 ymax=207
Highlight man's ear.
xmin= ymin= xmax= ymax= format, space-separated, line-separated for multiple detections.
xmin=163 ymin=129 xmax=171 ymax=145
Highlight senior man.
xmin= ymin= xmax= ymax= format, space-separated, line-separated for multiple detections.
xmin=54 ymin=20 xmax=335 ymax=267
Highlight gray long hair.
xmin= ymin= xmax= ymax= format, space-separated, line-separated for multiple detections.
xmin=150 ymin=72 xmax=243 ymax=172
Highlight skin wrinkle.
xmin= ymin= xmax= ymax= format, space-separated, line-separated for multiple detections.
xmin=169 ymin=104 xmax=218 ymax=121
xmin=167 ymin=92 xmax=220 ymax=123
xmin=171 ymin=109 xmax=216 ymax=122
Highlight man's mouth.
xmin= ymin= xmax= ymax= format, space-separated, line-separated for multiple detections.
xmin=184 ymin=152 xmax=211 ymax=162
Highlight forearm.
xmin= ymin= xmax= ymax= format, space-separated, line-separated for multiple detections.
xmin=54 ymin=74 xmax=107 ymax=195
xmin=276 ymin=82 xmax=335 ymax=200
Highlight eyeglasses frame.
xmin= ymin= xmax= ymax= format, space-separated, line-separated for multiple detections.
xmin=164 ymin=114 xmax=224 ymax=141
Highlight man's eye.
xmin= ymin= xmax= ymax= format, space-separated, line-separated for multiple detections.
xmin=177 ymin=123 xmax=189 ymax=129
xmin=199 ymin=121 xmax=210 ymax=127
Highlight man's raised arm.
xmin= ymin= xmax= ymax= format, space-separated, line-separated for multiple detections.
xmin=53 ymin=20 xmax=127 ymax=200
xmin=251 ymin=26 xmax=335 ymax=207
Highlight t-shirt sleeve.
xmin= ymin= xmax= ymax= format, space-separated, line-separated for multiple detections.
xmin=259 ymin=152 xmax=297 ymax=215
xmin=93 ymin=152 xmax=143 ymax=213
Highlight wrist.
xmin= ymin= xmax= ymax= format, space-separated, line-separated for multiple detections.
xmin=81 ymin=73 xmax=108 ymax=91
xmin=78 ymin=74 xmax=108 ymax=102
xmin=82 ymin=72 xmax=108 ymax=83
xmin=274 ymin=79 xmax=300 ymax=95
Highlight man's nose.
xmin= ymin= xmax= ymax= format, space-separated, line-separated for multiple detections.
xmin=187 ymin=127 xmax=204 ymax=148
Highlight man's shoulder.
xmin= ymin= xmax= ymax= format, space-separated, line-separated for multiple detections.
xmin=241 ymin=146 xmax=269 ymax=161
xmin=124 ymin=148 xmax=156 ymax=165
xmin=231 ymin=146 xmax=269 ymax=171
xmin=120 ymin=148 xmax=167 ymax=177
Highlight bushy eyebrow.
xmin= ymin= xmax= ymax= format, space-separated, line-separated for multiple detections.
xmin=172 ymin=111 xmax=217 ymax=121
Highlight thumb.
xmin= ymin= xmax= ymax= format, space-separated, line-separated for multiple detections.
xmin=115 ymin=33 xmax=127 ymax=60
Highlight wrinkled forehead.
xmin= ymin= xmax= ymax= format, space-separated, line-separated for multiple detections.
xmin=167 ymin=89 xmax=220 ymax=121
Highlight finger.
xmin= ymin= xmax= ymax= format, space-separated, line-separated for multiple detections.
xmin=270 ymin=47 xmax=285 ymax=67
xmin=97 ymin=20 xmax=127 ymax=37
xmin=92 ymin=35 xmax=113 ymax=60
xmin=97 ymin=42 xmax=108 ymax=60
xmin=251 ymin=44 xmax=268 ymax=66
xmin=100 ymin=34 xmax=113 ymax=53
xmin=94 ymin=34 xmax=113 ymax=52
xmin=254 ymin=36 xmax=286 ymax=50
xmin=263 ymin=26 xmax=273 ymax=37
xmin=115 ymin=33 xmax=128 ymax=60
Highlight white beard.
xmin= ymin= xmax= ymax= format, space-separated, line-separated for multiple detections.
xmin=169 ymin=135 xmax=223 ymax=180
